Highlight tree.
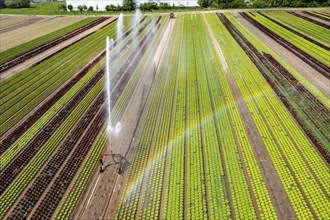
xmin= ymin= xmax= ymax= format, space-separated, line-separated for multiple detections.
xmin=250 ymin=0 xmax=270 ymax=8
xmin=67 ymin=4 xmax=73 ymax=11
xmin=77 ymin=5 xmax=83 ymax=11
xmin=198 ymin=0 xmax=211 ymax=7
xmin=122 ymin=0 xmax=135 ymax=10
xmin=159 ymin=3 xmax=171 ymax=9
xmin=230 ymin=0 xmax=246 ymax=8
xmin=18 ymin=0 xmax=30 ymax=8
xmin=139 ymin=2 xmax=158 ymax=10
xmin=58 ymin=4 xmax=67 ymax=11
xmin=88 ymin=6 xmax=93 ymax=11
xmin=106 ymin=4 xmax=116 ymax=11
xmin=82 ymin=5 xmax=87 ymax=11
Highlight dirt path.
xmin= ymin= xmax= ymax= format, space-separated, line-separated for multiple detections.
xmin=233 ymin=12 xmax=330 ymax=98
xmin=75 ymin=19 xmax=171 ymax=220
xmin=203 ymin=14 xmax=296 ymax=219
xmin=0 ymin=17 xmax=116 ymax=82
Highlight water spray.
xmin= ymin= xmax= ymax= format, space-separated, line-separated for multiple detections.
xmin=116 ymin=13 xmax=124 ymax=43
xmin=99 ymin=36 xmax=129 ymax=175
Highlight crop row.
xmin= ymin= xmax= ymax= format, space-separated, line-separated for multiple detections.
xmin=210 ymin=13 xmax=330 ymax=219
xmin=0 ymin=15 xmax=145 ymax=96
xmin=0 ymin=16 xmax=149 ymax=149
xmin=0 ymin=53 xmax=105 ymax=155
xmin=245 ymin=12 xmax=330 ymax=66
xmin=0 ymin=15 xmax=143 ymax=100
xmin=117 ymin=14 xmax=276 ymax=220
xmin=225 ymin=13 xmax=330 ymax=159
xmin=54 ymin=16 xmax=168 ymax=220
xmin=0 ymin=17 xmax=138 ymax=136
xmin=0 ymin=16 xmax=132 ymax=101
xmin=59 ymin=16 xmax=168 ymax=218
xmin=312 ymin=11 xmax=330 ymax=18
xmin=258 ymin=12 xmax=329 ymax=50
xmin=0 ymin=15 xmax=164 ymax=218
xmin=54 ymin=131 xmax=107 ymax=220
xmin=31 ymin=96 xmax=106 ymax=220
xmin=198 ymin=14 xmax=270 ymax=219
xmin=185 ymin=15 xmax=208 ymax=220
xmin=219 ymin=14 xmax=330 ymax=159
xmin=241 ymin=12 xmax=330 ymax=78
xmin=303 ymin=11 xmax=330 ymax=21
xmin=226 ymin=13 xmax=330 ymax=109
xmin=111 ymin=16 xmax=168 ymax=124
xmin=7 ymin=85 xmax=106 ymax=219
xmin=0 ymin=73 xmax=105 ymax=218
xmin=162 ymin=16 xmax=186 ymax=220
xmin=0 ymin=17 xmax=149 ymax=169
xmin=0 ymin=17 xmax=111 ymax=73
xmin=137 ymin=16 xmax=180 ymax=220
xmin=0 ymin=65 xmax=105 ymax=175
xmin=50 ymin=15 xmax=165 ymax=220
xmin=200 ymin=14 xmax=260 ymax=219
xmin=0 ymin=17 xmax=98 ymax=64
xmin=115 ymin=17 xmax=175 ymax=220
xmin=264 ymin=12 xmax=329 ymax=44
xmin=290 ymin=12 xmax=330 ymax=29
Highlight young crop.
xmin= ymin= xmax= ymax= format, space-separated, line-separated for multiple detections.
xmin=0 ymin=17 xmax=136 ymax=136
xmin=225 ymin=13 xmax=329 ymax=108
xmin=256 ymin=12 xmax=329 ymax=64
xmin=116 ymin=17 xmax=173 ymax=220
xmin=163 ymin=15 xmax=186 ymax=220
xmin=138 ymin=16 xmax=178 ymax=220
xmin=207 ymin=13 xmax=330 ymax=219
xmin=0 ymin=77 xmax=104 ymax=218
xmin=262 ymin=12 xmax=329 ymax=47
xmin=0 ymin=17 xmax=98 ymax=64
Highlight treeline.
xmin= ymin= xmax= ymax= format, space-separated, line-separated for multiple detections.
xmin=199 ymin=0 xmax=330 ymax=8
xmin=4 ymin=0 xmax=30 ymax=8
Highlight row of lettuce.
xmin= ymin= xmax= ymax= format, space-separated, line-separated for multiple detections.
xmin=115 ymin=13 xmax=329 ymax=220
xmin=222 ymin=12 xmax=330 ymax=162
xmin=0 ymin=15 xmax=170 ymax=219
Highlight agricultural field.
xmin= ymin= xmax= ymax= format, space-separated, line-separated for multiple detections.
xmin=0 ymin=15 xmax=86 ymax=52
xmin=0 ymin=9 xmax=329 ymax=220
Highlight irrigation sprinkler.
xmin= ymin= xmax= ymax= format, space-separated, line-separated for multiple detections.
xmin=99 ymin=141 xmax=130 ymax=175
xmin=99 ymin=36 xmax=130 ymax=175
